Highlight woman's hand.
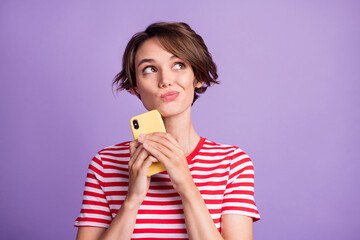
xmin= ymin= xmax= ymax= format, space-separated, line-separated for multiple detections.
xmin=138 ymin=133 xmax=196 ymax=195
xmin=126 ymin=140 xmax=158 ymax=206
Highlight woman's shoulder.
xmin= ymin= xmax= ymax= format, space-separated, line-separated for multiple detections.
xmin=202 ymin=138 xmax=255 ymax=173
xmin=91 ymin=140 xmax=132 ymax=164
xmin=202 ymin=138 xmax=246 ymax=154
xmin=84 ymin=141 xmax=132 ymax=176
xmin=201 ymin=138 xmax=253 ymax=162
xmin=97 ymin=140 xmax=131 ymax=154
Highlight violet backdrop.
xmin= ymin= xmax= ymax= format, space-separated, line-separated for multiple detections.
xmin=0 ymin=1 xmax=359 ymax=239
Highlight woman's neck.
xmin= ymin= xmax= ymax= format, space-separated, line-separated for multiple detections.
xmin=162 ymin=108 xmax=200 ymax=157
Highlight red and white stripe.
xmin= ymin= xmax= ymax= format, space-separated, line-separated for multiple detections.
xmin=75 ymin=137 xmax=260 ymax=238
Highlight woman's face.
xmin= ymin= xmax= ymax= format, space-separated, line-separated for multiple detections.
xmin=133 ymin=37 xmax=203 ymax=117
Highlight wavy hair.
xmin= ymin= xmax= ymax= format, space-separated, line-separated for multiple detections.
xmin=112 ymin=22 xmax=219 ymax=104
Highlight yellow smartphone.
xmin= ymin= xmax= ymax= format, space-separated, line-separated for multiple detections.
xmin=130 ymin=110 xmax=166 ymax=176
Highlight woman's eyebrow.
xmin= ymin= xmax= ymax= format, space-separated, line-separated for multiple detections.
xmin=137 ymin=55 xmax=179 ymax=68
xmin=137 ymin=58 xmax=154 ymax=68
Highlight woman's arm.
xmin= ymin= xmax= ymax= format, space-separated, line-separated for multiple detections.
xmin=76 ymin=227 xmax=106 ymax=240
xmin=179 ymin=186 xmax=253 ymax=240
xmin=220 ymin=215 xmax=253 ymax=240
xmin=77 ymin=140 xmax=157 ymax=240
xmin=76 ymin=199 xmax=141 ymax=240
xmin=139 ymin=133 xmax=224 ymax=240
xmin=178 ymin=183 xmax=224 ymax=240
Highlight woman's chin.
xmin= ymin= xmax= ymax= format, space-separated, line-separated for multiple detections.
xmin=157 ymin=109 xmax=178 ymax=118
xmin=159 ymin=106 xmax=191 ymax=119
xmin=142 ymin=101 xmax=191 ymax=118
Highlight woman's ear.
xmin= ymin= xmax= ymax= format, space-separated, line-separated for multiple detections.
xmin=195 ymin=81 xmax=204 ymax=88
xmin=130 ymin=87 xmax=139 ymax=95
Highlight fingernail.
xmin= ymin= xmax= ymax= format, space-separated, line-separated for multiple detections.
xmin=138 ymin=133 xmax=145 ymax=143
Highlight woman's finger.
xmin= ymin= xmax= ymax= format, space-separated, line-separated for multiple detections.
xmin=143 ymin=156 xmax=159 ymax=171
xmin=142 ymin=141 xmax=170 ymax=165
xmin=144 ymin=139 xmax=175 ymax=161
xmin=131 ymin=147 xmax=150 ymax=170
xmin=129 ymin=140 xmax=140 ymax=157
xmin=146 ymin=132 xmax=182 ymax=150
xmin=139 ymin=133 xmax=179 ymax=158
xmin=128 ymin=143 xmax=146 ymax=168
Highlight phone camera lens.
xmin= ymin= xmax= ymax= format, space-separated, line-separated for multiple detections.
xmin=133 ymin=119 xmax=139 ymax=129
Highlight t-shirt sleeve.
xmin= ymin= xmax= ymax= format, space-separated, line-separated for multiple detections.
xmin=74 ymin=154 xmax=113 ymax=228
xmin=221 ymin=148 xmax=260 ymax=221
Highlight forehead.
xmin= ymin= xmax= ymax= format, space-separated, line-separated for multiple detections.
xmin=135 ymin=37 xmax=173 ymax=64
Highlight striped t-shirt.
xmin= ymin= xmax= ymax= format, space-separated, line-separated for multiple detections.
xmin=75 ymin=137 xmax=260 ymax=238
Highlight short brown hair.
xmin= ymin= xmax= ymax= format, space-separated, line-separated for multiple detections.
xmin=112 ymin=22 xmax=219 ymax=104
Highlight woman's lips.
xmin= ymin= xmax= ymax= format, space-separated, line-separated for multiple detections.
xmin=161 ymin=91 xmax=179 ymax=102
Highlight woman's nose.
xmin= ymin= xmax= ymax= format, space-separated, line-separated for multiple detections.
xmin=158 ymin=69 xmax=174 ymax=88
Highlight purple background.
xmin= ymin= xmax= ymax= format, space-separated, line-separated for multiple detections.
xmin=1 ymin=1 xmax=359 ymax=239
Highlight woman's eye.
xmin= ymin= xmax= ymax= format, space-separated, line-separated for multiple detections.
xmin=173 ymin=62 xmax=185 ymax=70
xmin=143 ymin=66 xmax=156 ymax=74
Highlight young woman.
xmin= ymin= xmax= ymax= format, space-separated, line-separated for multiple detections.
xmin=75 ymin=22 xmax=260 ymax=240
